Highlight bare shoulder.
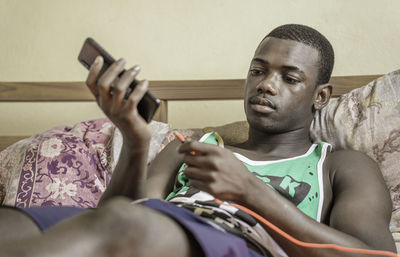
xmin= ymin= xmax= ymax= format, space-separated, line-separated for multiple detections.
xmin=325 ymin=149 xmax=387 ymax=190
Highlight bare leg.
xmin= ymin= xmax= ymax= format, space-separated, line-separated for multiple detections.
xmin=0 ymin=208 xmax=41 ymax=242
xmin=0 ymin=198 xmax=202 ymax=257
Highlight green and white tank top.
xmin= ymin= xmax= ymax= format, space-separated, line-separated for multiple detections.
xmin=166 ymin=132 xmax=331 ymax=222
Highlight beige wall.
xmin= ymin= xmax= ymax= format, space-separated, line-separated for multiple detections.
xmin=1 ymin=0 xmax=400 ymax=135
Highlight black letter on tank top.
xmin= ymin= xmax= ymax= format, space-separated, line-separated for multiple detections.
xmin=254 ymin=173 xmax=311 ymax=206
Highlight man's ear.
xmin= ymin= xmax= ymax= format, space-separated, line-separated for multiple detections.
xmin=313 ymin=83 xmax=332 ymax=110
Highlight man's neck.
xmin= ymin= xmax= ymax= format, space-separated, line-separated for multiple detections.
xmin=241 ymin=126 xmax=313 ymax=158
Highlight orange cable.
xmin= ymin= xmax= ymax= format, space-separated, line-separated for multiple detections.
xmin=214 ymin=199 xmax=398 ymax=257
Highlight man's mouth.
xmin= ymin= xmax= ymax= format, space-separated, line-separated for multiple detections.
xmin=249 ymin=96 xmax=276 ymax=109
xmin=248 ymin=96 xmax=276 ymax=114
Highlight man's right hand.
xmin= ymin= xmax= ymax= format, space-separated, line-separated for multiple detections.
xmin=85 ymin=56 xmax=152 ymax=149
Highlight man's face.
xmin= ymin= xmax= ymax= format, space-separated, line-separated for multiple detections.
xmin=244 ymin=37 xmax=320 ymax=133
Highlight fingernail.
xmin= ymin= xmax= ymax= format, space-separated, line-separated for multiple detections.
xmin=130 ymin=66 xmax=140 ymax=75
xmin=138 ymin=79 xmax=148 ymax=87
xmin=117 ymin=58 xmax=125 ymax=66
xmin=94 ymin=56 xmax=101 ymax=64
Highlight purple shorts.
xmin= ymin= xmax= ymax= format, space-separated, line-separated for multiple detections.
xmin=142 ymin=199 xmax=266 ymax=257
xmin=8 ymin=205 xmax=86 ymax=231
xmin=6 ymin=199 xmax=267 ymax=257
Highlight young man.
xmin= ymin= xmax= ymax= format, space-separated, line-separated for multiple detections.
xmin=0 ymin=24 xmax=396 ymax=257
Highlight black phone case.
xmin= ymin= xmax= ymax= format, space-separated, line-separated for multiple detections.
xmin=78 ymin=38 xmax=160 ymax=123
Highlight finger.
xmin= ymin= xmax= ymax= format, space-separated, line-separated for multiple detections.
xmin=86 ymin=56 xmax=104 ymax=98
xmin=182 ymin=154 xmax=216 ymax=170
xmin=112 ymin=65 xmax=141 ymax=108
xmin=189 ymin=179 xmax=210 ymax=193
xmin=178 ymin=141 xmax=220 ymax=156
xmin=97 ymin=58 xmax=126 ymax=103
xmin=125 ymin=79 xmax=149 ymax=114
xmin=183 ymin=167 xmax=211 ymax=181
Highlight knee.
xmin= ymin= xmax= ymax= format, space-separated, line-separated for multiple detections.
xmin=0 ymin=208 xmax=41 ymax=242
xmin=98 ymin=196 xmax=133 ymax=214
xmin=97 ymin=197 xmax=142 ymax=222
xmin=92 ymin=198 xmax=157 ymax=256
xmin=93 ymin=197 xmax=148 ymax=235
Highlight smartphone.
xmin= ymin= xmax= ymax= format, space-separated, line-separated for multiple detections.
xmin=78 ymin=37 xmax=160 ymax=123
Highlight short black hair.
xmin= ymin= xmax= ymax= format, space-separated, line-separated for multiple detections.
xmin=264 ymin=24 xmax=334 ymax=85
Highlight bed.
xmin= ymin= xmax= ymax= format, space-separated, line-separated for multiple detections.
xmin=1 ymin=73 xmax=400 ymax=253
xmin=0 ymin=75 xmax=381 ymax=151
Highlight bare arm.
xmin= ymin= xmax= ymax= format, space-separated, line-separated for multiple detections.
xmin=100 ymin=137 xmax=185 ymax=204
xmin=328 ymin=150 xmax=395 ymax=253
xmin=242 ymin=150 xmax=395 ymax=256
xmin=99 ymin=141 xmax=149 ymax=205
xmin=145 ymin=139 xmax=185 ymax=199
xmin=146 ymin=133 xmax=205 ymax=199
xmin=179 ymin=142 xmax=396 ymax=256
xmin=84 ymin=56 xmax=153 ymax=205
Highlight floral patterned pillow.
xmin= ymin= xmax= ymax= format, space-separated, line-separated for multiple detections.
xmin=0 ymin=118 xmax=170 ymax=208
xmin=0 ymin=118 xmax=114 ymax=207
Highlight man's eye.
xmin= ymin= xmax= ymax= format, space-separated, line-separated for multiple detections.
xmin=284 ymin=76 xmax=300 ymax=84
xmin=250 ymin=69 xmax=264 ymax=76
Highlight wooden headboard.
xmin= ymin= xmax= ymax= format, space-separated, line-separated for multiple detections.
xmin=0 ymin=74 xmax=381 ymax=151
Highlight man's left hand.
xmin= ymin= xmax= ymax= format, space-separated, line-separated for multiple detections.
xmin=178 ymin=141 xmax=254 ymax=203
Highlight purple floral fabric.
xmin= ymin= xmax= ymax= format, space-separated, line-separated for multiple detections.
xmin=1 ymin=118 xmax=114 ymax=208
xmin=0 ymin=118 xmax=171 ymax=208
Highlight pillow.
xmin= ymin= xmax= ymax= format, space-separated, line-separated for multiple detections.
xmin=0 ymin=118 xmax=170 ymax=208
xmin=159 ymin=128 xmax=204 ymax=151
xmin=203 ymin=121 xmax=249 ymax=145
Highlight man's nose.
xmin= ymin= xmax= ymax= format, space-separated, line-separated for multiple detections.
xmin=256 ymin=75 xmax=278 ymax=96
